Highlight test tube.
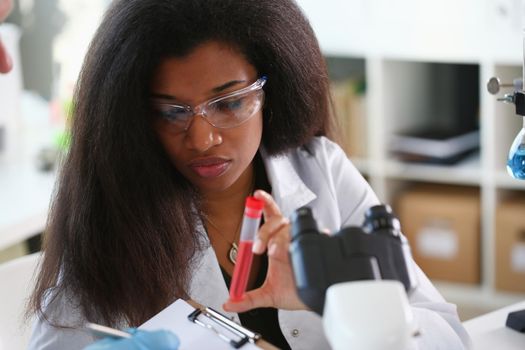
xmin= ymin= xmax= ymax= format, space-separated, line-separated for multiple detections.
xmin=229 ymin=196 xmax=264 ymax=301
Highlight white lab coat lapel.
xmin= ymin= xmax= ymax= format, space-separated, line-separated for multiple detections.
xmin=259 ymin=147 xmax=316 ymax=218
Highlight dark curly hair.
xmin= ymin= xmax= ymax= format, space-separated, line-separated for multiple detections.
xmin=29 ymin=0 xmax=333 ymax=327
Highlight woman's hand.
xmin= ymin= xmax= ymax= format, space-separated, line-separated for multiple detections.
xmin=222 ymin=190 xmax=308 ymax=313
xmin=0 ymin=0 xmax=13 ymax=73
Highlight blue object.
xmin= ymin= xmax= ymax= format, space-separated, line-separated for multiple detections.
xmin=507 ymin=126 xmax=525 ymax=179
xmin=84 ymin=329 xmax=180 ymax=350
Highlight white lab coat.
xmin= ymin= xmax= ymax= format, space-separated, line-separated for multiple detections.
xmin=28 ymin=136 xmax=471 ymax=349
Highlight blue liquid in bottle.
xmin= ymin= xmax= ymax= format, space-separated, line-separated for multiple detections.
xmin=507 ymin=146 xmax=525 ymax=179
xmin=507 ymin=125 xmax=525 ymax=179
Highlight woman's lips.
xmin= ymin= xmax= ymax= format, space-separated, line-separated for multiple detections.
xmin=189 ymin=157 xmax=231 ymax=178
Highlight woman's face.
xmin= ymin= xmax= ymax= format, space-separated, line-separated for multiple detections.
xmin=151 ymin=41 xmax=263 ymax=194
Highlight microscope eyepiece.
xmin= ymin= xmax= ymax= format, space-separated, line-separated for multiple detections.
xmin=363 ymin=204 xmax=401 ymax=235
xmin=290 ymin=206 xmax=319 ymax=239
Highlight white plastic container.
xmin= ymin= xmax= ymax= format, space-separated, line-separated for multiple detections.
xmin=323 ymin=280 xmax=417 ymax=350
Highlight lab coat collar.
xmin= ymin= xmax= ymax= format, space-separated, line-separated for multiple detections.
xmin=259 ymin=146 xmax=316 ymax=218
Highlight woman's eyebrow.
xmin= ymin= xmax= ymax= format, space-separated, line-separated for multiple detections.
xmin=211 ymin=79 xmax=246 ymax=93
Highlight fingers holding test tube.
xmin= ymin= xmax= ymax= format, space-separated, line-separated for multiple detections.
xmin=223 ymin=190 xmax=307 ymax=313
xmin=252 ymin=190 xmax=292 ymax=265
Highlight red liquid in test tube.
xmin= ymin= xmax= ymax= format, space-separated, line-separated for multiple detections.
xmin=229 ymin=196 xmax=264 ymax=301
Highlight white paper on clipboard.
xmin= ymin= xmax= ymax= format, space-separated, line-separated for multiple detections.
xmin=139 ymin=299 xmax=261 ymax=349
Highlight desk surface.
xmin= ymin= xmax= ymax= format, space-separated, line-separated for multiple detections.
xmin=463 ymin=301 xmax=525 ymax=350
xmin=0 ymin=157 xmax=55 ymax=250
xmin=0 ymin=92 xmax=58 ymax=251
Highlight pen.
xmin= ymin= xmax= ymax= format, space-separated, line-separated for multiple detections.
xmin=86 ymin=322 xmax=133 ymax=339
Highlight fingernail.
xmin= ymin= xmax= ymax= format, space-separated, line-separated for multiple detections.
xmin=252 ymin=239 xmax=263 ymax=254
xmin=321 ymin=228 xmax=330 ymax=235
xmin=254 ymin=189 xmax=267 ymax=198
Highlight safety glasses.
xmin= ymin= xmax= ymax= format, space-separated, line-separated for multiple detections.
xmin=152 ymin=76 xmax=267 ymax=132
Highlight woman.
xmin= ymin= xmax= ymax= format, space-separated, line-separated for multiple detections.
xmin=28 ymin=0 xmax=470 ymax=349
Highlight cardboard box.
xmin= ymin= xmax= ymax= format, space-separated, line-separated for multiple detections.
xmin=496 ymin=199 xmax=525 ymax=293
xmin=396 ymin=185 xmax=480 ymax=284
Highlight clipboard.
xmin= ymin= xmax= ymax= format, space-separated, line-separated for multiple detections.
xmin=187 ymin=306 xmax=260 ymax=348
xmin=139 ymin=299 xmax=277 ymax=349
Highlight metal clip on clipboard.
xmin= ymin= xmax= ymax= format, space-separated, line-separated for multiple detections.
xmin=187 ymin=307 xmax=261 ymax=348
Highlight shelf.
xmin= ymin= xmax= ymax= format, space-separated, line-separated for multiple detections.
xmin=383 ymin=153 xmax=481 ymax=186
xmin=495 ymin=171 xmax=525 ymax=190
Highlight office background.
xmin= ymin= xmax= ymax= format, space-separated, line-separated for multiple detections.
xmin=2 ymin=0 xmax=525 ymax=323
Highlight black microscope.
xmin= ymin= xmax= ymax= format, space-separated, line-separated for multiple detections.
xmin=289 ymin=204 xmax=417 ymax=315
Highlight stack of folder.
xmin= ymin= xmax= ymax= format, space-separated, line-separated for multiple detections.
xmin=389 ymin=129 xmax=480 ymax=165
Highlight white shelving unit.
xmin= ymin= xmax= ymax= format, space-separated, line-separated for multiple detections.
xmin=297 ymin=0 xmax=525 ymax=315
